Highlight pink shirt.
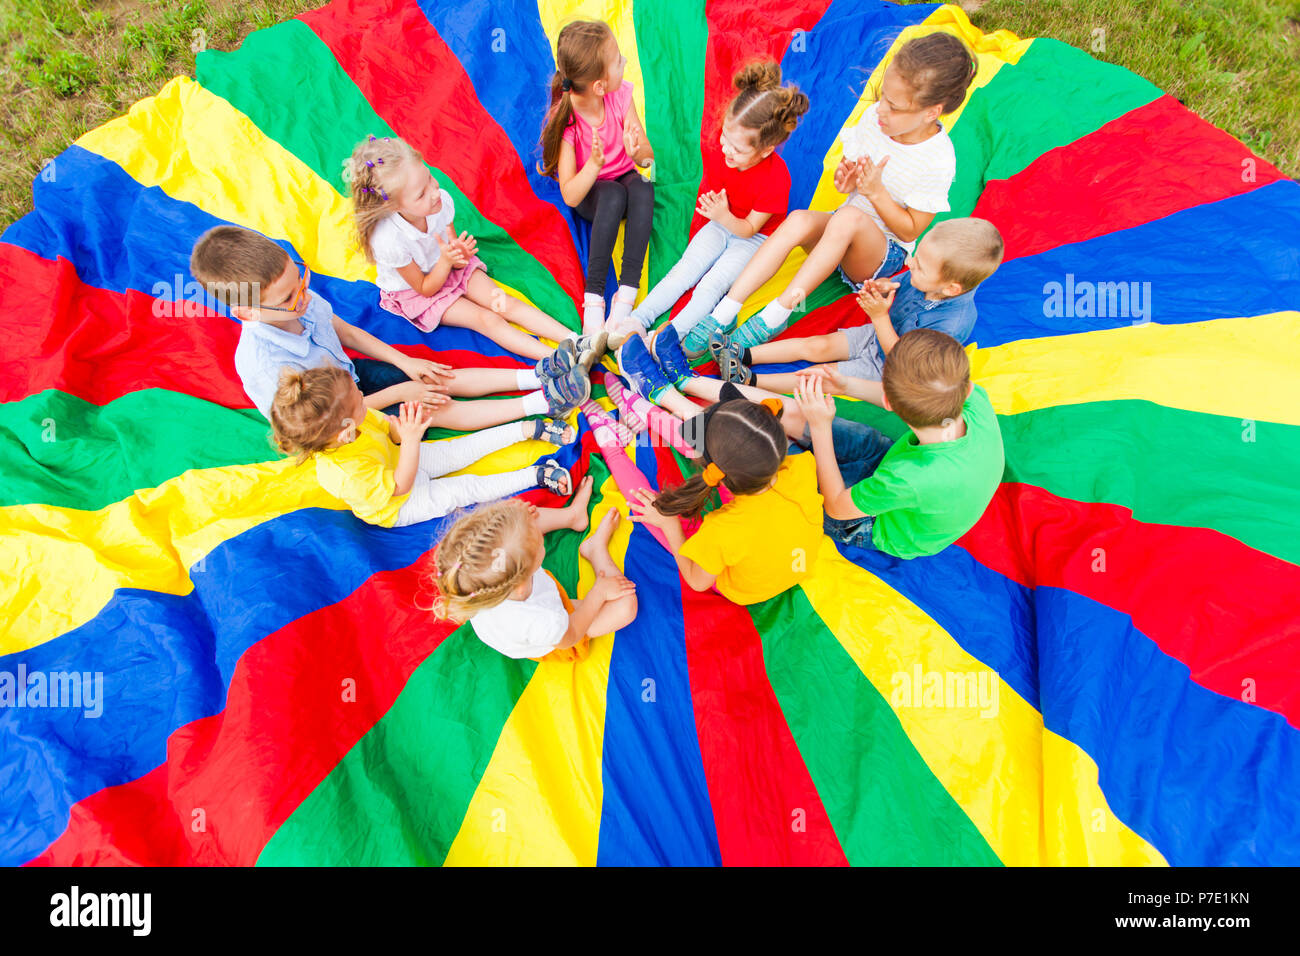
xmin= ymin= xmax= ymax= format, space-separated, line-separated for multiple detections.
xmin=561 ymin=81 xmax=637 ymax=180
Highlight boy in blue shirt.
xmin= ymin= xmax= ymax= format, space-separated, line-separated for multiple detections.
xmin=710 ymin=217 xmax=1002 ymax=392
xmin=190 ymin=226 xmax=590 ymax=424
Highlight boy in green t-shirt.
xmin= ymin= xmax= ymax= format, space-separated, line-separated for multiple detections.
xmin=793 ymin=328 xmax=1004 ymax=558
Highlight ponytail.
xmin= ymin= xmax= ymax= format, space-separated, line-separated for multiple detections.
xmin=538 ymin=20 xmax=615 ymax=178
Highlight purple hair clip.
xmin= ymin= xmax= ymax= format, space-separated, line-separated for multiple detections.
xmin=365 ymin=160 xmax=374 ymax=168
xmin=375 ymin=158 xmax=384 ymax=165
xmin=368 ymin=134 xmax=377 ymax=142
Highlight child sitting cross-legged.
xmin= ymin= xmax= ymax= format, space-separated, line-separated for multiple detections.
xmin=270 ymin=365 xmax=577 ymax=528
xmin=428 ymin=493 xmax=637 ymax=662
xmin=711 ymin=217 xmax=1002 ymax=391
xmin=791 ymin=328 xmax=1003 ymax=558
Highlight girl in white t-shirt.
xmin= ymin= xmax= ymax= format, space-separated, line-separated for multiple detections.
xmin=349 ymin=136 xmax=575 ymax=361
xmin=428 ymin=496 xmax=637 ymax=662
xmin=697 ymin=33 xmax=976 ymax=353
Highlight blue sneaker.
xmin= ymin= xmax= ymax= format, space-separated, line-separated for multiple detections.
xmin=617 ymin=333 xmax=673 ymax=403
xmin=649 ymin=324 xmax=694 ymax=389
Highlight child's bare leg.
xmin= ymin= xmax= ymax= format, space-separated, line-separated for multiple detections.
xmin=426 ymin=395 xmax=529 ymax=431
xmin=775 ymin=205 xmax=885 ymax=309
xmin=751 ymin=371 xmax=802 ymax=394
xmin=440 ymin=297 xmax=551 ymax=360
xmin=683 ymin=377 xmax=807 ymax=440
xmin=535 ymin=474 xmax=594 ymax=534
xmin=467 ymin=272 xmax=574 ymax=343
xmin=441 ymin=366 xmax=532 ymax=397
xmin=723 ymin=210 xmax=831 ymax=304
xmin=750 ymin=332 xmax=851 ymax=366
xmin=577 ymin=509 xmax=638 ymax=632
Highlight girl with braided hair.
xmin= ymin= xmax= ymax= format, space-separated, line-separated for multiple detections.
xmin=429 ymin=493 xmax=636 ymax=662
xmin=348 ymin=135 xmax=582 ymax=371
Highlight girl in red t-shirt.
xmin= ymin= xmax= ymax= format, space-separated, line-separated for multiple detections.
xmin=608 ymin=63 xmax=808 ymax=360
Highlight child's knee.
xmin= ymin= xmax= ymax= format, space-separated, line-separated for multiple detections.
xmin=810 ymin=336 xmax=841 ymax=362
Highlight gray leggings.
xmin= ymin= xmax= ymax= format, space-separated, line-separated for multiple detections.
xmin=575 ymin=169 xmax=654 ymax=297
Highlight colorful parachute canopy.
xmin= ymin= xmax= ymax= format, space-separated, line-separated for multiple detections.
xmin=2 ymin=0 xmax=1298 ymax=866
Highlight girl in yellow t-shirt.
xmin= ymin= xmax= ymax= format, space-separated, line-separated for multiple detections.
xmin=628 ymin=383 xmax=824 ymax=605
xmin=269 ymin=365 xmax=577 ymax=527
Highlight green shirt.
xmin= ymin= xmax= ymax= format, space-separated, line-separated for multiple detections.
xmin=849 ymin=385 xmax=1004 ymax=558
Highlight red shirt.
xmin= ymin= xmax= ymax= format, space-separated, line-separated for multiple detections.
xmin=694 ymin=150 xmax=792 ymax=237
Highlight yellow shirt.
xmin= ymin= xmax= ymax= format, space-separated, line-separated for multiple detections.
xmin=678 ymin=452 xmax=825 ymax=605
xmin=315 ymin=407 xmax=408 ymax=527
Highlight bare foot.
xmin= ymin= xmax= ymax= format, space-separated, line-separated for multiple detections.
xmin=578 ymin=507 xmax=621 ymax=566
xmin=561 ymin=475 xmax=594 ymax=532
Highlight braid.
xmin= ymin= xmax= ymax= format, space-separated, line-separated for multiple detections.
xmin=425 ymin=500 xmax=539 ymax=621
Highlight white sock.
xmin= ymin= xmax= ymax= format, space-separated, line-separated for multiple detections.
xmin=522 ymin=390 xmax=549 ymax=416
xmin=564 ymin=330 xmax=580 ymax=341
xmin=759 ymin=301 xmax=792 ymax=328
xmin=516 ymin=369 xmax=541 ymax=389
xmin=711 ymin=297 xmax=743 ymax=325
xmin=607 ymin=284 xmax=638 ymax=324
xmin=583 ymin=293 xmax=605 ymax=334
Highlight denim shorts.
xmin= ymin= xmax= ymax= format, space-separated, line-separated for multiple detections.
xmin=814 ymin=416 xmax=896 ymax=551
xmin=838 ymin=236 xmax=908 ymax=292
xmin=836 ymin=324 xmax=886 ymax=381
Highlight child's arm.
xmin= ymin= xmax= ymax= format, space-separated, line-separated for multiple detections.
xmin=557 ymin=134 xmax=602 ymax=207
xmin=395 ymin=224 xmax=474 ymax=297
xmin=794 ymin=376 xmax=873 ymax=522
xmin=387 ymin=401 xmax=434 ymax=497
xmin=621 ymin=103 xmax=654 ymax=168
xmin=856 ymin=279 xmax=900 ymax=354
xmin=332 ymin=317 xmax=453 ymax=402
xmin=627 ymin=490 xmax=718 ymax=592
xmin=853 ymin=157 xmax=935 ymax=243
xmin=696 ymin=189 xmax=771 ymax=240
xmin=796 ymin=364 xmax=885 ymax=406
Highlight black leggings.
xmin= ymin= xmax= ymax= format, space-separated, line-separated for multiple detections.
xmin=574 ymin=169 xmax=654 ymax=297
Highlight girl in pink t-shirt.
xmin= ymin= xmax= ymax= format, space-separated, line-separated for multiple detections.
xmin=538 ymin=21 xmax=655 ymax=336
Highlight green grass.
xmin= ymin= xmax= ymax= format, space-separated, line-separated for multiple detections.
xmin=956 ymin=0 xmax=1300 ymax=171
xmin=0 ymin=0 xmax=1296 ymax=228
xmin=0 ymin=0 xmax=325 ymax=226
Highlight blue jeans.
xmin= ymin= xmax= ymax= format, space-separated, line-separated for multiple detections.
xmin=353 ymin=358 xmax=409 ymax=416
xmin=630 ymin=221 xmax=767 ymax=334
xmin=819 ymin=416 xmax=895 ymax=550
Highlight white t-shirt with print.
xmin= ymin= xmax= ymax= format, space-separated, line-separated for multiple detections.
xmin=470 ymin=568 xmax=571 ymax=659
xmin=840 ymin=102 xmax=956 ymax=252
xmin=369 ymin=191 xmax=457 ymax=292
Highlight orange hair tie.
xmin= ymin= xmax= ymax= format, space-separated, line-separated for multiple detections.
xmin=759 ymin=397 xmax=783 ymax=416
xmin=702 ymin=462 xmax=727 ymax=487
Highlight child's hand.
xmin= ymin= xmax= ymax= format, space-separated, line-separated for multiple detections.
xmin=436 ymin=225 xmax=469 ymax=268
xmin=622 ymin=124 xmax=641 ymax=163
xmin=588 ymin=130 xmax=606 ymax=170
xmin=592 ymin=571 xmax=637 ymax=603
xmin=856 ymin=279 xmax=897 ymax=321
xmin=796 ymin=363 xmax=850 ymax=396
xmin=400 ymin=357 xmax=455 ymax=388
xmin=453 ymin=230 xmax=478 ymax=261
xmin=794 ymin=373 xmax=837 ymax=430
xmin=391 ymin=400 xmax=434 ymax=444
xmin=695 ymin=189 xmax=729 ymax=222
xmin=627 ymin=487 xmax=676 ymax=531
xmin=833 ymin=157 xmax=857 ymax=194
xmin=854 ymin=155 xmax=890 ymax=201
xmin=398 ymin=379 xmax=450 ymax=411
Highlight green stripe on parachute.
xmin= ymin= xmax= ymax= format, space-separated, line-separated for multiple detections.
xmin=751 ymin=587 xmax=1002 ymax=865
xmin=196 ymin=20 xmax=577 ymax=326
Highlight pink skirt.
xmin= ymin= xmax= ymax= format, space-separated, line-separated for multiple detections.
xmin=379 ymin=256 xmax=486 ymax=332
